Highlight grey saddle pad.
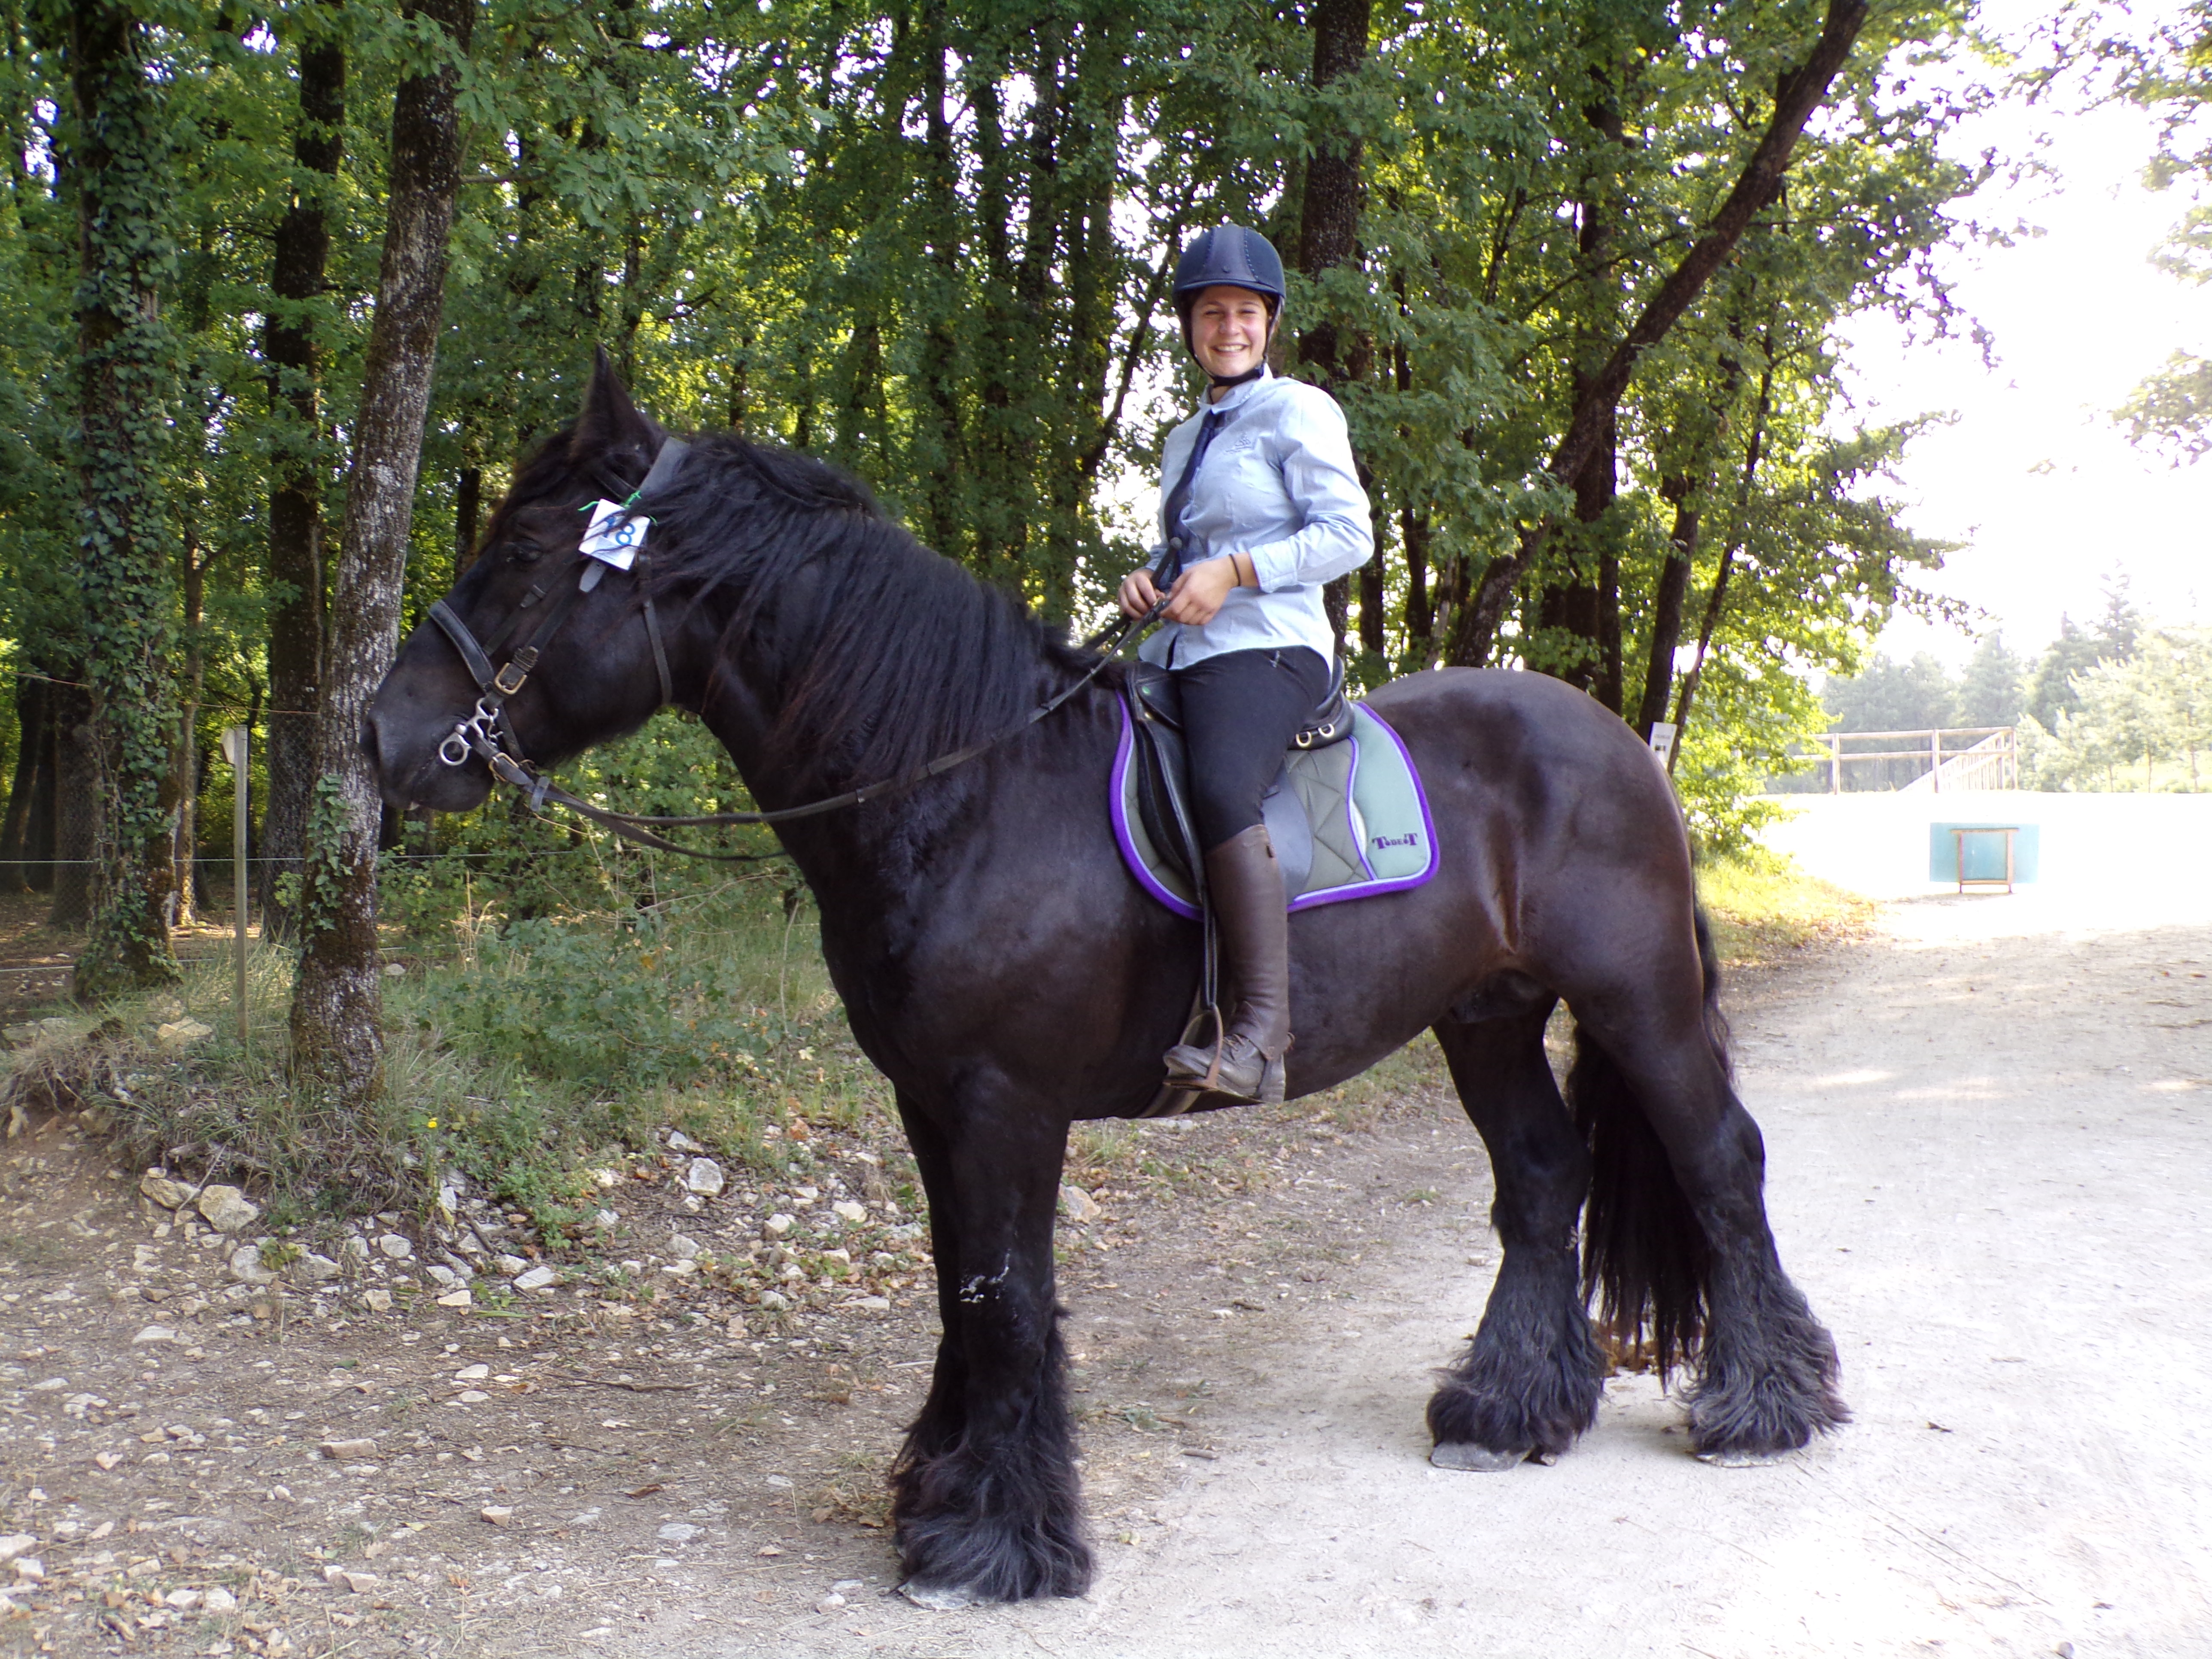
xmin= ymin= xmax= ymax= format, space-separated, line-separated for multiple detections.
xmin=1111 ymin=699 xmax=1438 ymax=916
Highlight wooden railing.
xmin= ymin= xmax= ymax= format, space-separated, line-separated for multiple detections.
xmin=1804 ymin=726 xmax=2018 ymax=793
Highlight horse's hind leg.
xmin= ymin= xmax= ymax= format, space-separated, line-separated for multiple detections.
xmin=888 ymin=1088 xmax=1090 ymax=1605
xmin=1570 ymin=939 xmax=1847 ymax=1461
xmin=1425 ymin=1004 xmax=1604 ymax=1469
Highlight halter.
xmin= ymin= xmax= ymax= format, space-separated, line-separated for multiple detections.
xmin=428 ymin=438 xmax=687 ymax=811
xmin=423 ymin=434 xmax=1161 ymax=861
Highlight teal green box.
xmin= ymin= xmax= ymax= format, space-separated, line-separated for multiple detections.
xmin=1929 ymin=823 xmax=2039 ymax=884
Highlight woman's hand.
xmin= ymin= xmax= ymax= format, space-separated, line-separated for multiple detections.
xmin=1119 ymin=567 xmax=1161 ymax=619
xmin=1162 ymin=555 xmax=1245 ymax=626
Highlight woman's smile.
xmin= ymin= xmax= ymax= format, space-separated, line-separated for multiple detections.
xmin=1190 ymin=285 xmax=1273 ymax=382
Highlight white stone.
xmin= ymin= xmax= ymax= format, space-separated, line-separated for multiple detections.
xmin=763 ymin=1213 xmax=794 ymax=1238
xmin=320 ymin=1438 xmax=377 ymax=1460
xmin=1057 ymin=1185 xmax=1100 ymax=1223
xmin=340 ymin=1236 xmax=370 ymax=1264
xmin=138 ymin=1173 xmax=191 ymax=1210
xmin=425 ymin=1264 xmax=461 ymax=1289
xmin=153 ymin=1018 xmax=213 ymax=1050
xmin=204 ymin=1586 xmax=237 ymax=1613
xmin=130 ymin=1325 xmax=176 ymax=1345
xmin=656 ymin=1523 xmax=701 ymax=1544
xmin=10 ymin=1558 xmax=40 ymax=1583
xmin=197 ymin=1185 xmax=260 ymax=1233
xmin=228 ymin=1246 xmax=276 ymax=1286
xmin=376 ymin=1234 xmax=413 ymax=1260
xmin=435 ymin=1289 xmax=473 ymax=1307
xmin=848 ymin=1295 xmax=891 ymax=1312
xmin=668 ymin=1233 xmax=702 ymax=1259
xmin=454 ymin=1364 xmax=490 ymax=1381
xmin=164 ymin=1587 xmax=201 ymax=1610
xmin=294 ymin=1253 xmax=341 ymax=1284
xmin=513 ymin=1265 xmax=558 ymax=1292
xmin=494 ymin=1254 xmax=529 ymax=1276
xmin=480 ymin=1506 xmax=512 ymax=1526
xmin=666 ymin=1130 xmax=704 ymax=1154
xmin=758 ymin=1289 xmax=790 ymax=1310
xmin=360 ymin=1288 xmax=392 ymax=1313
xmin=683 ymin=1158 xmax=726 ymax=1197
xmin=453 ymin=1389 xmax=489 ymax=1404
xmin=0 ymin=1537 xmax=33 ymax=1564
xmin=830 ymin=1200 xmax=866 ymax=1225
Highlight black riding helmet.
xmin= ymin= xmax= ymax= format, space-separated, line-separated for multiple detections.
xmin=1174 ymin=225 xmax=1287 ymax=375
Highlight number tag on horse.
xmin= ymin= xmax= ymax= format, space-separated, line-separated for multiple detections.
xmin=580 ymin=500 xmax=649 ymax=569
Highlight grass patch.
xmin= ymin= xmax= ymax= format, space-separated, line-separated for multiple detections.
xmin=1697 ymin=847 xmax=1873 ymax=969
xmin=2 ymin=869 xmax=893 ymax=1244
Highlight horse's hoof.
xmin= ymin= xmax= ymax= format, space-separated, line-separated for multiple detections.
xmin=1694 ymin=1448 xmax=1790 ymax=1468
xmin=1429 ymin=1441 xmax=1523 ymax=1472
xmin=899 ymin=1578 xmax=981 ymax=1611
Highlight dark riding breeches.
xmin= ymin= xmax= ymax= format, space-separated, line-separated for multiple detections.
xmin=1172 ymin=645 xmax=1331 ymax=851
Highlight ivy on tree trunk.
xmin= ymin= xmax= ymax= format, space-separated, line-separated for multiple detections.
xmin=65 ymin=0 xmax=181 ymax=1002
xmin=289 ymin=0 xmax=471 ymax=1107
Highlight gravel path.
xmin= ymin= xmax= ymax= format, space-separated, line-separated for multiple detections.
xmin=0 ymin=881 xmax=2203 ymax=1657
xmin=747 ymin=886 xmax=2212 ymax=1658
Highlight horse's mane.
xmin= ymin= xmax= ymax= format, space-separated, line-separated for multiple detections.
xmin=638 ymin=433 xmax=1096 ymax=787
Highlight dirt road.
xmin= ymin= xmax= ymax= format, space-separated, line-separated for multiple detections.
xmin=0 ymin=884 xmax=2204 ymax=1658
xmin=726 ymin=886 xmax=2212 ymax=1659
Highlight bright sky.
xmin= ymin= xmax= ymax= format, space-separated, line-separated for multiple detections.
xmin=1847 ymin=0 xmax=2212 ymax=667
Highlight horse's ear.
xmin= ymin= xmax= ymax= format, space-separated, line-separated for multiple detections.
xmin=571 ymin=346 xmax=656 ymax=465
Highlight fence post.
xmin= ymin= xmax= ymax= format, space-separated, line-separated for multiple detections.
xmin=1930 ymin=729 xmax=1942 ymax=793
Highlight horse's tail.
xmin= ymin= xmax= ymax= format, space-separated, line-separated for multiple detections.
xmin=1568 ymin=904 xmax=1726 ymax=1378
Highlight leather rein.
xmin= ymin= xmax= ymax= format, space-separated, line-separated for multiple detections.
xmin=428 ymin=437 xmax=1158 ymax=862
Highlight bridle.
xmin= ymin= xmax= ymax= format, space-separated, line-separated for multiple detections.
xmin=423 ymin=434 xmax=1158 ymax=861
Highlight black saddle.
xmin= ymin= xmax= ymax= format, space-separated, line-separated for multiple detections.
xmin=1123 ymin=658 xmax=1352 ymax=898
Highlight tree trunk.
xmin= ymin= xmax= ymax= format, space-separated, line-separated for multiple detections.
xmin=49 ymin=684 xmax=96 ymax=927
xmin=260 ymin=12 xmax=343 ymax=937
xmin=0 ymin=674 xmax=46 ymax=893
xmin=170 ymin=529 xmax=207 ymax=927
xmin=23 ymin=680 xmax=57 ymax=892
xmin=1296 ymin=0 xmax=1372 ymax=665
xmin=289 ymin=0 xmax=471 ymax=1106
xmin=455 ymin=462 xmax=481 ymax=572
xmin=67 ymin=0 xmax=180 ymax=1000
xmin=1671 ymin=359 xmax=1775 ymax=765
xmin=1635 ymin=480 xmax=1698 ymax=738
xmin=1449 ymin=0 xmax=1871 ymax=667
xmin=1294 ymin=0 xmax=1371 ymax=388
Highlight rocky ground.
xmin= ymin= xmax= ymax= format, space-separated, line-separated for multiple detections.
xmin=0 ymin=1036 xmax=1471 ymax=1659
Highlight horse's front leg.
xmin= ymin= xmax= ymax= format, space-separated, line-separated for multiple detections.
xmin=890 ymin=1084 xmax=1091 ymax=1606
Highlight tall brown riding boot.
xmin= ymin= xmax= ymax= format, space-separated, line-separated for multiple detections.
xmin=1163 ymin=824 xmax=1291 ymax=1103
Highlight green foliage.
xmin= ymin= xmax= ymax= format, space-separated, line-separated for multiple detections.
xmin=285 ymin=773 xmax=352 ymax=936
xmin=434 ymin=914 xmax=772 ymax=1089
xmin=2021 ymin=627 xmax=2212 ymax=791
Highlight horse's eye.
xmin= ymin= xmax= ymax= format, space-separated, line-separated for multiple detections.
xmin=510 ymin=540 xmax=545 ymax=565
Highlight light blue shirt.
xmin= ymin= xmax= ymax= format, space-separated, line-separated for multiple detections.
xmin=1139 ymin=367 xmax=1374 ymax=669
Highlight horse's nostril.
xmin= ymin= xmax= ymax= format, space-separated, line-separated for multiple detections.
xmin=360 ymin=715 xmax=382 ymax=773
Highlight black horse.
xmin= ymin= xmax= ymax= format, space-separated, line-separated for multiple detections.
xmin=365 ymin=360 xmax=1846 ymax=1606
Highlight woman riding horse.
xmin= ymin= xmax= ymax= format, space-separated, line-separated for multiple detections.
xmin=1119 ymin=225 xmax=1373 ymax=1103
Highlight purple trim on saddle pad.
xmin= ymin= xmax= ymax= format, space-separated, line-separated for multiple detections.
xmin=1111 ymin=698 xmax=1440 ymax=917
xmin=1111 ymin=700 xmax=1203 ymax=919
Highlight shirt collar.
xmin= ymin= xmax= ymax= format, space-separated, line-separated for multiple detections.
xmin=1203 ymin=364 xmax=1274 ymax=417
